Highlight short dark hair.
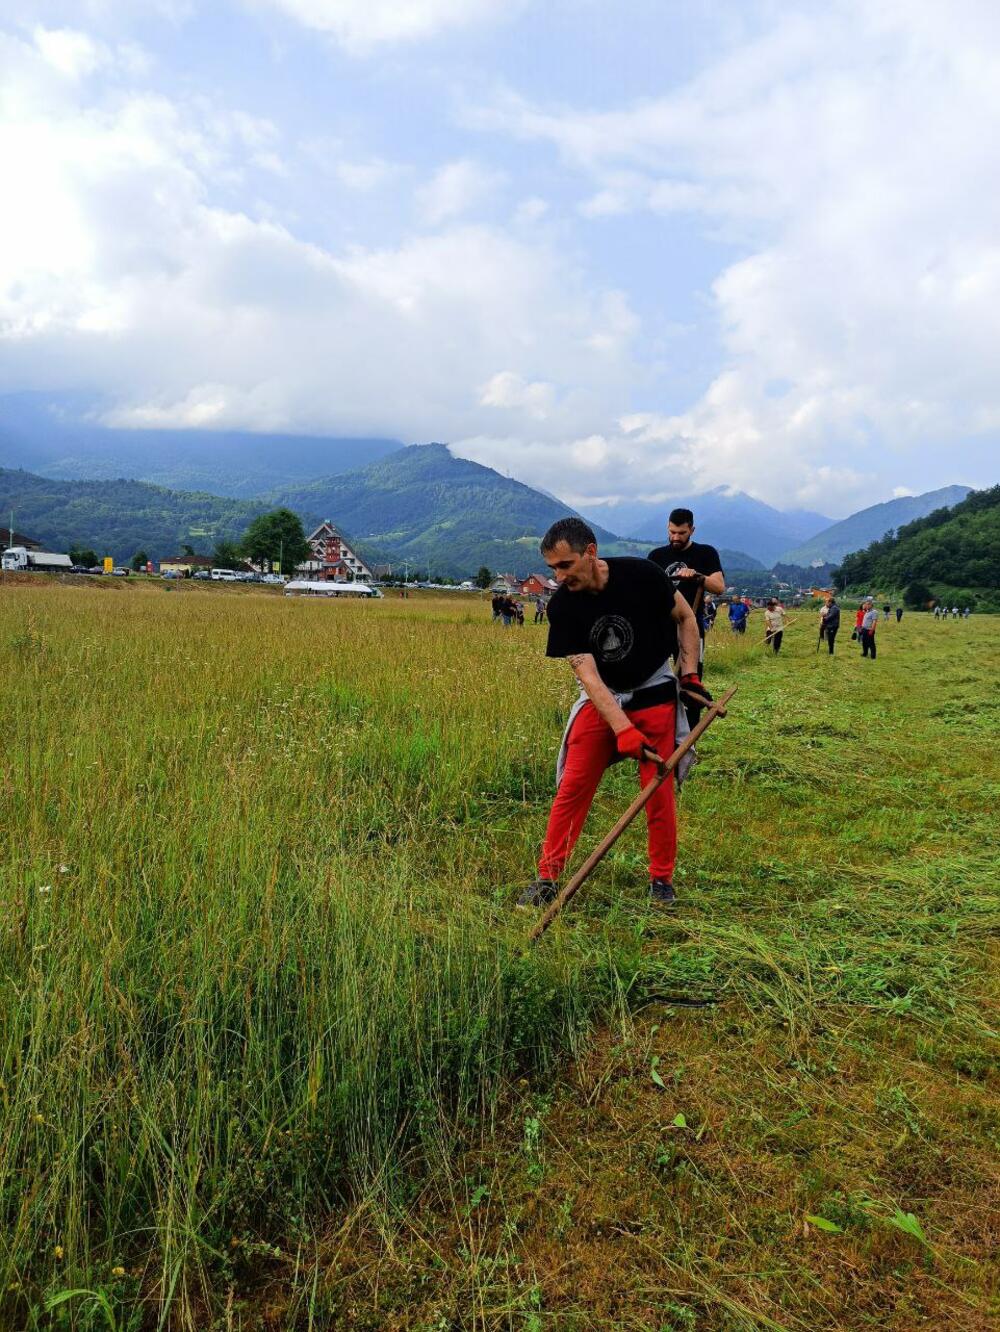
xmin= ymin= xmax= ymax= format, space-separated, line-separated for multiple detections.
xmin=668 ymin=508 xmax=694 ymax=526
xmin=540 ymin=516 xmax=596 ymax=555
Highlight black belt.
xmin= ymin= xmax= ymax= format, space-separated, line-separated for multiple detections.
xmin=624 ymin=682 xmax=676 ymax=711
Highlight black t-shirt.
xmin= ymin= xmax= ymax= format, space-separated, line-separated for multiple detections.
xmin=545 ymin=557 xmax=679 ymax=691
xmin=648 ymin=540 xmax=723 ymax=635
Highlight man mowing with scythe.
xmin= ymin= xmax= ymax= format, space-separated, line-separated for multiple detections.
xmin=517 ymin=518 xmax=710 ymax=911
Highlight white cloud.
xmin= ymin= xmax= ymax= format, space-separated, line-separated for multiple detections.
xmin=248 ymin=0 xmax=519 ymax=54
xmin=479 ymin=371 xmax=554 ymax=420
xmin=33 ymin=26 xmax=108 ymax=78
xmin=415 ymin=158 xmax=506 ymax=225
xmin=0 ymin=27 xmax=635 ymax=450
xmin=471 ymin=0 xmax=1000 ymax=506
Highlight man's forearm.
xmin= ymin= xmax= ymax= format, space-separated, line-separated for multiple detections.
xmin=673 ymin=602 xmax=700 ymax=676
xmin=704 ymin=571 xmax=725 ymax=595
xmin=568 ymin=654 xmax=631 ymax=734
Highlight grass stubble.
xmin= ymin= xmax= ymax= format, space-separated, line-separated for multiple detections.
xmin=0 ymin=580 xmax=997 ymax=1330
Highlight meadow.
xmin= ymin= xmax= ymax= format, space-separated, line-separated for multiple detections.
xmin=0 ymin=579 xmax=997 ymax=1331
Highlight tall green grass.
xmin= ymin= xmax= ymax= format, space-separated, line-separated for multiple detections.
xmin=1 ymin=586 xmax=997 ymax=1328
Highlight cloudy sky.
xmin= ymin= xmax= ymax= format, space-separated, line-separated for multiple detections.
xmin=2 ymin=0 xmax=999 ymax=515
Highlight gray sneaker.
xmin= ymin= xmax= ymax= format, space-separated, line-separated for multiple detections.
xmin=650 ymin=878 xmax=676 ymax=906
xmin=516 ymin=878 xmax=559 ymax=909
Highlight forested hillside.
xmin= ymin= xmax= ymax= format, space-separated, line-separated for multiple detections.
xmin=0 ymin=469 xmax=267 ymax=562
xmin=834 ymin=486 xmax=1000 ymax=606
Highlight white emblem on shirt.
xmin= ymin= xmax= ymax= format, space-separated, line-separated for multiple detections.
xmin=589 ymin=614 xmax=634 ymax=663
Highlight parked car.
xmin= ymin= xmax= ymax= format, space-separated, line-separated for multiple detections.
xmin=193 ymin=570 xmax=211 ymax=580
xmin=111 ymin=567 xmax=130 ymax=577
xmin=210 ymin=569 xmax=238 ymax=582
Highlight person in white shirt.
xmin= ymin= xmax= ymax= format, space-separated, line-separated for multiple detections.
xmin=763 ymin=599 xmax=786 ymax=654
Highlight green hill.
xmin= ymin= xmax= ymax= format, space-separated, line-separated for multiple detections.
xmin=779 ymin=485 xmax=972 ymax=565
xmin=833 ymin=485 xmax=1000 ymax=608
xmin=0 ymin=469 xmax=268 ymax=562
xmin=271 ymin=443 xmax=647 ymax=576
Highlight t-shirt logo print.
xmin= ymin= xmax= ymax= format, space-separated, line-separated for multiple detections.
xmin=590 ymin=614 xmax=634 ymax=663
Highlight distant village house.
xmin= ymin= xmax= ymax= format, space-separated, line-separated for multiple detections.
xmin=297 ymin=522 xmax=373 ymax=583
xmin=159 ymin=554 xmax=215 ymax=575
xmin=519 ymin=573 xmax=558 ymax=597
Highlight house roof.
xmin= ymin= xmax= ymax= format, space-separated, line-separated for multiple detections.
xmin=161 ymin=554 xmax=213 ymax=566
xmin=2 ymin=530 xmax=42 ymax=550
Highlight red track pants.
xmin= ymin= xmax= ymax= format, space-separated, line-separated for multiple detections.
xmin=537 ymin=701 xmax=677 ymax=882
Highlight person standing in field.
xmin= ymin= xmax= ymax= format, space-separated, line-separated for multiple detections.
xmin=763 ymin=599 xmax=786 ymax=653
xmin=648 ymin=508 xmax=724 ymax=725
xmin=883 ymin=602 xmax=891 ymax=622
xmin=728 ymin=598 xmax=749 ymax=634
xmin=517 ymin=517 xmax=708 ymax=911
xmin=534 ymin=595 xmax=546 ymax=623
xmin=860 ymin=601 xmax=879 ymax=659
xmin=491 ymin=593 xmax=502 ymax=622
xmin=896 ymin=606 xmax=904 ymax=623
xmin=819 ymin=593 xmax=841 ymax=653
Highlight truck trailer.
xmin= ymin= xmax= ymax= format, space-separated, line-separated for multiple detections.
xmin=2 ymin=546 xmax=74 ymax=573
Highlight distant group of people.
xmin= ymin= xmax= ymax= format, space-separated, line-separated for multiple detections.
xmin=491 ymin=593 xmax=525 ymax=626
xmin=933 ymin=604 xmax=971 ymax=619
xmin=492 ymin=591 xmax=552 ymax=625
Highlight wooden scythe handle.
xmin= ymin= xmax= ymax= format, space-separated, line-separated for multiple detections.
xmin=529 ymin=685 xmax=737 ymax=942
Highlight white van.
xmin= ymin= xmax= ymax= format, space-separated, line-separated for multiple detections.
xmin=283 ymin=580 xmax=383 ymax=599
xmin=210 ymin=569 xmax=239 ymax=582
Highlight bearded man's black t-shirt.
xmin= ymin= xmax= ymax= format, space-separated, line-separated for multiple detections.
xmin=545 ymin=557 xmax=679 ymax=691
xmin=648 ymin=540 xmax=723 ymax=636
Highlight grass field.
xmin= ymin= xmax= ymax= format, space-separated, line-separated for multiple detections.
xmin=1 ymin=580 xmax=997 ymax=1330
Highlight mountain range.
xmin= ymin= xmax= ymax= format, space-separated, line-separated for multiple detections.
xmin=0 ymin=446 xmax=768 ymax=577
xmin=778 ymin=486 xmax=973 ymax=565
xmin=0 ymin=393 xmax=982 ymax=578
